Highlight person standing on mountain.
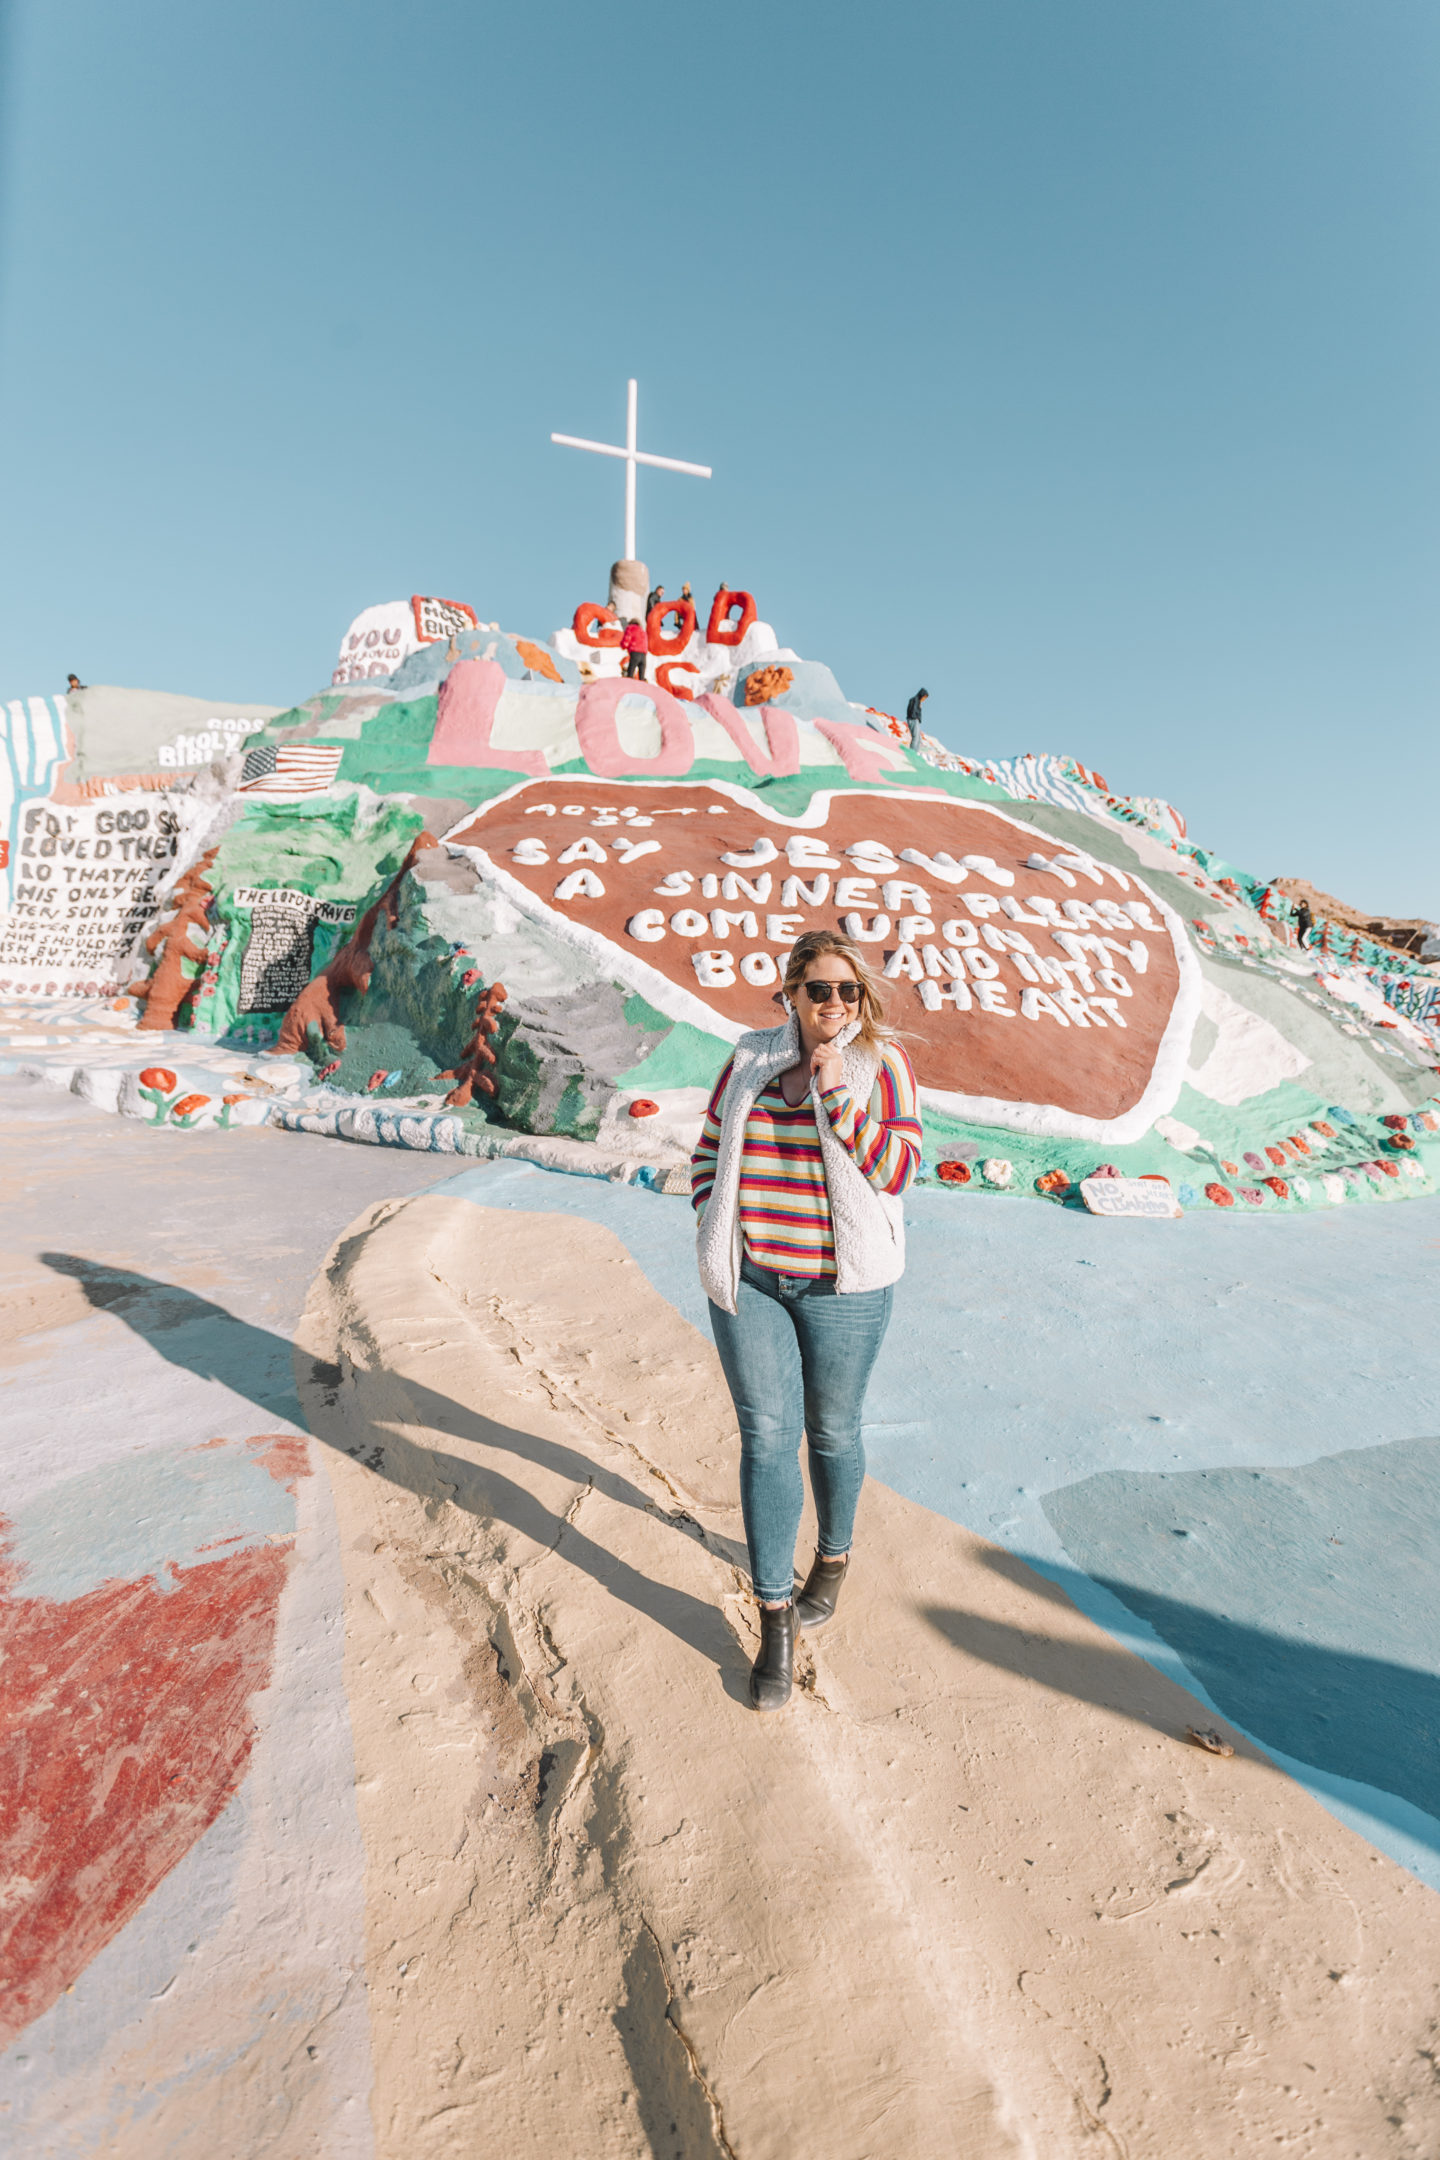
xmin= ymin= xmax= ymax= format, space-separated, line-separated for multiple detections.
xmin=905 ymin=688 xmax=928 ymax=746
xmin=1295 ymin=897 xmax=1314 ymax=948
xmin=645 ymin=581 xmax=665 ymax=619
xmin=621 ymin=616 xmax=649 ymax=680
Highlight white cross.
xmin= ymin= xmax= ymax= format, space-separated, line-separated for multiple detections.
xmin=551 ymin=378 xmax=711 ymax=564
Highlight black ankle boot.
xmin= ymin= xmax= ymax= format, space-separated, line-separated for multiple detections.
xmin=795 ymin=1553 xmax=848 ymax=1632
xmin=749 ymin=1603 xmax=795 ymax=1712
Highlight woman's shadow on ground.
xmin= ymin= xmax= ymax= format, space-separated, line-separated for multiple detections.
xmin=55 ymin=1246 xmax=1433 ymax=1814
xmin=41 ymin=1250 xmax=754 ymax=1703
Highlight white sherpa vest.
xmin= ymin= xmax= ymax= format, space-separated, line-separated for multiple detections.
xmin=695 ymin=1013 xmax=907 ymax=1315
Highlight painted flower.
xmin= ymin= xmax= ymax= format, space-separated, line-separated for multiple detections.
xmin=1264 ymin=1146 xmax=1286 ymax=1167
xmin=1377 ymin=1159 xmax=1400 ymax=1178
xmin=1204 ymin=1183 xmax=1235 ymax=1207
xmin=171 ymin=1093 xmax=211 ymax=1120
xmin=317 ymin=1061 xmax=341 ymax=1080
xmin=1382 ymin=1113 xmax=1409 ymax=1130
xmin=1310 ymin=1120 xmax=1336 ymax=1139
xmin=1290 ymin=1176 xmax=1311 ymax=1202
xmin=627 ymin=1098 xmax=660 ymax=1118
xmin=1286 ymin=1134 xmax=1311 ymax=1156
xmin=1385 ymin=1132 xmax=1415 ymax=1151
xmin=1220 ymin=1159 xmax=1239 ymax=1174
xmin=1238 ymin=1185 xmax=1265 ymax=1205
xmin=1321 ymin=1173 xmax=1347 ymax=1203
xmin=1243 ymin=1152 xmax=1264 ymax=1172
xmin=139 ymin=1066 xmax=178 ymax=1093
xmin=461 ymin=969 xmax=480 ymax=988
xmin=1089 ymin=1163 xmax=1121 ymax=1180
xmin=221 ymin=1093 xmax=247 ymax=1105
xmin=1035 ymin=1169 xmax=1070 ymax=1196
xmin=366 ymin=1071 xmax=388 ymax=1092
xmin=982 ymin=1159 xmax=1013 ymax=1188
xmin=937 ymin=1160 xmax=972 ymax=1184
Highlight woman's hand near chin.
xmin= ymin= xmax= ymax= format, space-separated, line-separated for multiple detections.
xmin=810 ymin=1042 xmax=845 ymax=1094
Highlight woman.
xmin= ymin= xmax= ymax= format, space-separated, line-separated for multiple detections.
xmin=691 ymin=928 xmax=921 ymax=1711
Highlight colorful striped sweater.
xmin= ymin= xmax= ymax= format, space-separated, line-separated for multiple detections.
xmin=690 ymin=1038 xmax=921 ymax=1277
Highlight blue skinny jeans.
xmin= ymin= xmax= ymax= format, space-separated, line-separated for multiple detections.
xmin=708 ymin=1257 xmax=894 ymax=1605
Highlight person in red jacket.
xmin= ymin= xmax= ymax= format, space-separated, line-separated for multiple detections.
xmin=620 ymin=617 xmax=648 ymax=680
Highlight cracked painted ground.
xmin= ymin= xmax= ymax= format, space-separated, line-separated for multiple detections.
xmin=1 ymin=1070 xmax=1437 ymax=2159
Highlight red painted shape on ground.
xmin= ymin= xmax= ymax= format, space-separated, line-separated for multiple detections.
xmin=0 ymin=1531 xmax=291 ymax=2046
xmin=245 ymin=1431 xmax=313 ymax=1494
xmin=191 ymin=1430 xmax=311 ymax=1491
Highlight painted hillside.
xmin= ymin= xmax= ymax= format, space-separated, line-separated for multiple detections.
xmin=2 ymin=585 xmax=1437 ymax=1212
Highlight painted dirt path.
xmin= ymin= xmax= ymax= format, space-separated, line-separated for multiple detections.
xmin=448 ymin=1157 xmax=1440 ymax=1890
xmin=0 ymin=1076 xmax=1437 ymax=2154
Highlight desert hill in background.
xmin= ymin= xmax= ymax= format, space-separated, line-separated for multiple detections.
xmin=1274 ymin=879 xmax=1438 ymax=962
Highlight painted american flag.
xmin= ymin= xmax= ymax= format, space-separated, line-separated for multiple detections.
xmin=238 ymin=742 xmax=343 ymax=795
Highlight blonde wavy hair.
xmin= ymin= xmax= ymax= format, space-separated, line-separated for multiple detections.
xmin=781 ymin=927 xmax=893 ymax=1051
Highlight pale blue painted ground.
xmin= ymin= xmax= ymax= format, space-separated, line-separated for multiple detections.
xmin=438 ymin=1159 xmax=1440 ymax=1889
xmin=6 ymin=1443 xmax=298 ymax=1601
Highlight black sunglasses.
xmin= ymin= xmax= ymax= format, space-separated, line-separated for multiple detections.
xmin=801 ymin=980 xmax=861 ymax=1005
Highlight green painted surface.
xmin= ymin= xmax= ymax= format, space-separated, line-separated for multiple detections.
xmin=614 ymin=1009 xmax=732 ymax=1094
xmin=190 ymin=797 xmax=423 ymax=1040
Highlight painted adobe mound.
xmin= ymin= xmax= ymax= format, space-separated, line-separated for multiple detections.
xmin=2 ymin=596 xmax=1437 ymax=1209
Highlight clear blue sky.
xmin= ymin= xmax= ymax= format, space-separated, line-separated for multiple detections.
xmin=1 ymin=1 xmax=1435 ymax=915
